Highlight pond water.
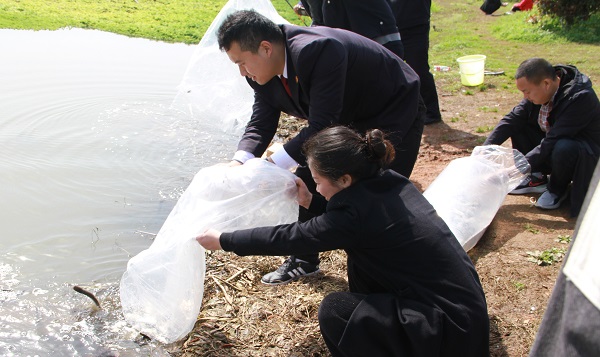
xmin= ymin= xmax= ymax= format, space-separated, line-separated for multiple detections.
xmin=0 ymin=28 xmax=240 ymax=356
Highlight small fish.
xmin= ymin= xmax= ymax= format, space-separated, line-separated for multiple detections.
xmin=73 ymin=285 xmax=101 ymax=309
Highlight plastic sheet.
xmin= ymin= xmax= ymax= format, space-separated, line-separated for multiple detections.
xmin=173 ymin=0 xmax=290 ymax=134
xmin=423 ymin=145 xmax=530 ymax=251
xmin=120 ymin=159 xmax=299 ymax=343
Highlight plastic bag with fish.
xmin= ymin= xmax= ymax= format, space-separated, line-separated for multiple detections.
xmin=423 ymin=145 xmax=530 ymax=251
xmin=119 ymin=159 xmax=298 ymax=343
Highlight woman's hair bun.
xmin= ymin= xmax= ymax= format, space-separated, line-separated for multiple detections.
xmin=365 ymin=129 xmax=388 ymax=160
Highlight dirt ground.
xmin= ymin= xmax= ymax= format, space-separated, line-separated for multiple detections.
xmin=168 ymin=82 xmax=576 ymax=357
xmin=412 ymin=87 xmax=575 ymax=357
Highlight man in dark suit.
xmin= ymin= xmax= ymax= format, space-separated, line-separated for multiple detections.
xmin=217 ymin=9 xmax=425 ymax=285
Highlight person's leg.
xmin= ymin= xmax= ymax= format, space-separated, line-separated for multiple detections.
xmin=401 ymin=22 xmax=441 ymax=124
xmin=261 ymin=165 xmax=320 ymax=285
xmin=547 ymin=139 xmax=581 ymax=195
xmin=382 ymin=40 xmax=405 ymax=60
xmin=509 ymin=124 xmax=546 ymax=158
xmin=319 ymin=292 xmax=365 ymax=356
xmin=385 ymin=99 xmax=426 ymax=178
xmin=536 ymin=138 xmax=581 ymax=210
xmin=292 ymin=165 xmax=321 ymax=264
xmin=480 ymin=0 xmax=503 ymax=14
xmin=301 ymin=0 xmax=324 ymax=25
xmin=508 ymin=124 xmax=551 ymax=194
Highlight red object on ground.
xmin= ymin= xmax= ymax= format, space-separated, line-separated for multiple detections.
xmin=512 ymin=0 xmax=535 ymax=11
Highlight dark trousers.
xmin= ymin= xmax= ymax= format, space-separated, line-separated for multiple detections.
xmin=508 ymin=123 xmax=546 ymax=158
xmin=508 ymin=126 xmax=598 ymax=216
xmin=548 ymin=139 xmax=581 ymax=195
xmin=480 ymin=0 xmax=502 ymax=14
xmin=382 ymin=40 xmax=405 ymax=60
xmin=549 ymin=138 xmax=598 ymax=217
xmin=509 ymin=126 xmax=581 ymax=196
xmin=318 ymin=291 xmax=453 ymax=356
xmin=400 ymin=22 xmax=441 ymax=122
xmin=294 ymin=114 xmax=425 ymax=265
xmin=318 ymin=291 xmax=364 ymax=356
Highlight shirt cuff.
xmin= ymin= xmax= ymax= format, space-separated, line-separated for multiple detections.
xmin=270 ymin=147 xmax=299 ymax=170
xmin=232 ymin=150 xmax=256 ymax=164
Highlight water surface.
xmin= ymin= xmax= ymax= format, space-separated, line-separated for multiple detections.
xmin=0 ymin=28 xmax=239 ymax=356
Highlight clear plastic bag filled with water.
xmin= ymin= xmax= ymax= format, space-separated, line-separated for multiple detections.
xmin=423 ymin=145 xmax=530 ymax=251
xmin=119 ymin=159 xmax=298 ymax=343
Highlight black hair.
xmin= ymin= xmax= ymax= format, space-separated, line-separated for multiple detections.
xmin=515 ymin=58 xmax=557 ymax=84
xmin=302 ymin=126 xmax=395 ymax=182
xmin=217 ymin=10 xmax=284 ymax=53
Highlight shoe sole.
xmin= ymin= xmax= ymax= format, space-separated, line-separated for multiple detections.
xmin=260 ymin=269 xmax=321 ymax=286
xmin=509 ymin=185 xmax=547 ymax=195
xmin=535 ymin=194 xmax=567 ymax=210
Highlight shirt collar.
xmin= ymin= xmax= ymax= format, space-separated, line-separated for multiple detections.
xmin=544 ymin=89 xmax=558 ymax=107
xmin=282 ymin=47 xmax=288 ymax=79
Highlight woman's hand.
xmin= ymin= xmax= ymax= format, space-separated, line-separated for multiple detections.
xmin=196 ymin=229 xmax=223 ymax=250
xmin=295 ymin=178 xmax=313 ymax=209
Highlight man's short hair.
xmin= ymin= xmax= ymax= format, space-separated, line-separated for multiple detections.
xmin=217 ymin=10 xmax=284 ymax=53
xmin=515 ymin=58 xmax=557 ymax=84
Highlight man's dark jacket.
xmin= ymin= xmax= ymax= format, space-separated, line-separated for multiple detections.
xmin=237 ymin=25 xmax=422 ymax=166
xmin=485 ymin=65 xmax=600 ymax=215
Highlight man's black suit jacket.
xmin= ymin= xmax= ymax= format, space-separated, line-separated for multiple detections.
xmin=237 ymin=24 xmax=421 ymax=166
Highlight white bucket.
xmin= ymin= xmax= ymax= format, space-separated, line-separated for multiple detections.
xmin=457 ymin=55 xmax=486 ymax=86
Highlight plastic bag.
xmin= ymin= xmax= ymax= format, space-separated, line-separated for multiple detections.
xmin=173 ymin=0 xmax=290 ymax=134
xmin=120 ymin=159 xmax=299 ymax=343
xmin=423 ymin=145 xmax=529 ymax=251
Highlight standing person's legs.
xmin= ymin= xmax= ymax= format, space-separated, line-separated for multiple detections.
xmin=401 ymin=22 xmax=442 ymax=124
xmin=261 ymin=165 xmax=321 ymax=285
xmin=301 ymin=0 xmax=324 ymax=25
xmin=382 ymin=40 xmax=405 ymax=60
xmin=292 ymin=165 xmax=321 ymax=265
xmin=480 ymin=0 xmax=503 ymax=14
xmin=384 ymin=101 xmax=426 ymax=178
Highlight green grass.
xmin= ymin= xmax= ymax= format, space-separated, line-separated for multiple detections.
xmin=0 ymin=0 xmax=305 ymax=44
xmin=556 ymin=234 xmax=572 ymax=244
xmin=479 ymin=106 xmax=499 ymax=113
xmin=428 ymin=0 xmax=600 ymax=93
xmin=527 ymin=247 xmax=566 ymax=266
xmin=475 ymin=125 xmax=495 ymax=133
xmin=512 ymin=280 xmax=526 ymax=291
xmin=524 ymin=223 xmax=540 ymax=234
xmin=490 ymin=9 xmax=600 ymax=44
xmin=0 ymin=0 xmax=597 ymax=85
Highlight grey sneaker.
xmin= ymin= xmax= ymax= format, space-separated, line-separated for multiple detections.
xmin=535 ymin=190 xmax=568 ymax=210
xmin=261 ymin=257 xmax=320 ymax=286
xmin=510 ymin=174 xmax=548 ymax=194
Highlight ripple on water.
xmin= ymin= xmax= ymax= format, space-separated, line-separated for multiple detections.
xmin=1 ymin=28 xmax=238 ymax=355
